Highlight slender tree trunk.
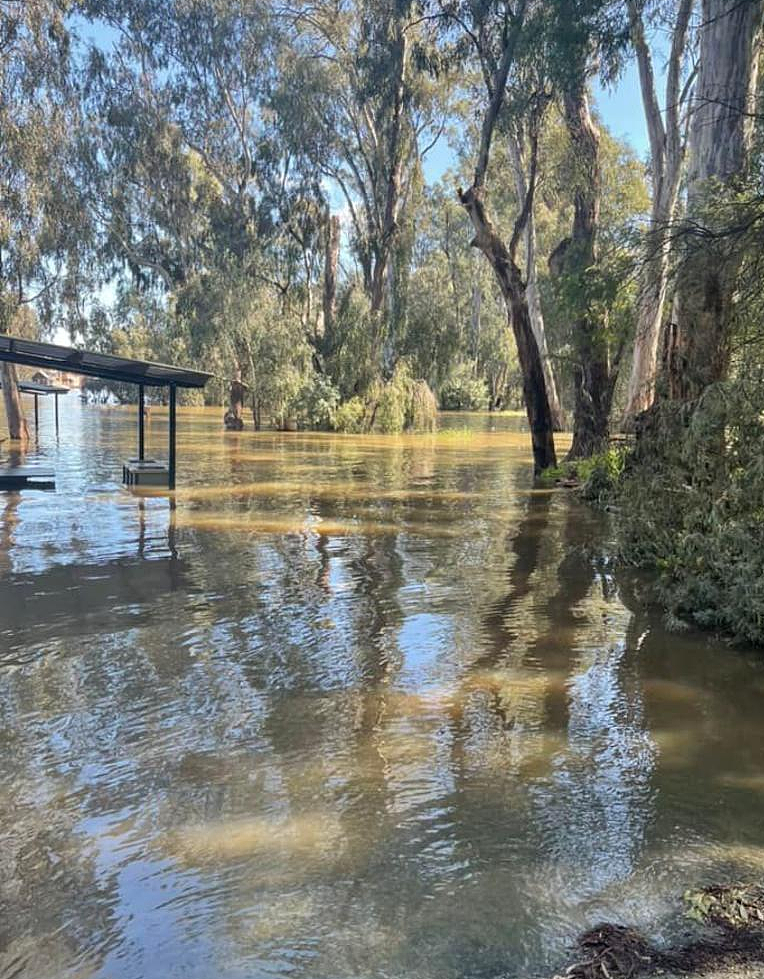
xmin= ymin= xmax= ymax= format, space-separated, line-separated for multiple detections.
xmin=623 ymin=0 xmax=694 ymax=425
xmin=669 ymin=0 xmax=764 ymax=399
xmin=459 ymin=188 xmax=557 ymax=473
xmin=508 ymin=134 xmax=564 ymax=431
xmin=1 ymin=361 xmax=29 ymax=442
xmin=370 ymin=23 xmax=407 ymax=329
xmin=458 ymin=6 xmax=556 ymax=471
xmin=471 ymin=277 xmax=481 ymax=368
xmin=224 ymin=367 xmax=245 ymax=431
xmin=322 ymin=213 xmax=340 ymax=358
xmin=562 ymin=83 xmax=611 ymax=459
xmin=624 ymin=200 xmax=675 ymax=420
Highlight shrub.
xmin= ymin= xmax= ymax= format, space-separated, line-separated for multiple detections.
xmin=332 ymin=363 xmax=438 ymax=434
xmin=439 ymin=363 xmax=489 ymax=411
xmin=579 ymin=446 xmax=629 ymax=505
xmin=409 ymin=379 xmax=438 ymax=432
xmin=292 ymin=373 xmax=341 ymax=430
xmin=333 ymin=396 xmax=366 ymax=433
xmin=617 ymin=382 xmax=764 ymax=644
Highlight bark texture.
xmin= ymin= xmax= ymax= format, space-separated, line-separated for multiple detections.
xmin=561 ymin=83 xmax=613 ymax=459
xmin=622 ymin=0 xmax=694 ymax=424
xmin=508 ymin=133 xmax=564 ymax=431
xmin=459 ymin=187 xmax=557 ymax=473
xmin=668 ymin=0 xmax=764 ymax=399
xmin=322 ymin=213 xmax=340 ymax=358
xmin=1 ymin=361 xmax=29 ymax=442
xmin=224 ymin=370 xmax=245 ymax=430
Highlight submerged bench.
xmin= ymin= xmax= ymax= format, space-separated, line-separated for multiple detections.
xmin=122 ymin=458 xmax=171 ymax=487
xmin=0 ymin=466 xmax=56 ymax=490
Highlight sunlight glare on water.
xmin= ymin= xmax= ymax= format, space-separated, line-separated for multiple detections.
xmin=1 ymin=394 xmax=764 ymax=979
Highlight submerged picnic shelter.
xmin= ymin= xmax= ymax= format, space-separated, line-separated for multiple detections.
xmin=0 ymin=378 xmax=70 ymax=435
xmin=0 ymin=335 xmax=211 ymax=489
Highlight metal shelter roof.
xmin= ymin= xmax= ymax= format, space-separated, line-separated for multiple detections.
xmin=0 ymin=379 xmax=70 ymax=395
xmin=0 ymin=336 xmax=211 ymax=389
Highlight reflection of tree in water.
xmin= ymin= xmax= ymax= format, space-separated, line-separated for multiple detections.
xmin=428 ymin=495 xmax=657 ymax=971
xmin=526 ymin=512 xmax=657 ymax=900
xmin=0 ymin=491 xmax=20 ymax=576
xmin=534 ymin=640 xmax=656 ymax=893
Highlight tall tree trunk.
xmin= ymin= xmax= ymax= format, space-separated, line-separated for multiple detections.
xmin=562 ymin=83 xmax=611 ymax=459
xmin=1 ymin=361 xmax=29 ymax=442
xmin=224 ymin=367 xmax=245 ymax=430
xmin=471 ymin=275 xmax=481 ymax=368
xmin=370 ymin=24 xmax=407 ymax=325
xmin=508 ymin=133 xmax=564 ymax=431
xmin=458 ymin=5 xmax=556 ymax=472
xmin=623 ymin=0 xmax=694 ymax=425
xmin=459 ymin=188 xmax=557 ymax=473
xmin=322 ymin=213 xmax=340 ymax=359
xmin=668 ymin=0 xmax=764 ymax=399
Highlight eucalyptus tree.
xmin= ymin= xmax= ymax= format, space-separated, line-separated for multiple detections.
xmin=544 ymin=0 xmax=630 ymax=458
xmin=621 ymin=0 xmax=695 ymax=424
xmin=667 ymin=0 xmax=764 ymax=399
xmin=0 ymin=0 xmax=89 ymax=440
xmin=82 ymin=0 xmax=325 ymax=423
xmin=279 ymin=0 xmax=452 ymax=374
xmin=442 ymin=0 xmax=558 ymax=472
xmin=507 ymin=121 xmax=564 ymax=428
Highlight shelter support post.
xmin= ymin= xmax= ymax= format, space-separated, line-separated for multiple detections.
xmin=55 ymin=393 xmax=59 ymax=437
xmin=138 ymin=384 xmax=145 ymax=461
xmin=168 ymin=384 xmax=177 ymax=490
xmin=34 ymin=393 xmax=39 ymax=432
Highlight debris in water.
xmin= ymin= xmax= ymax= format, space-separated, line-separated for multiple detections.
xmin=551 ymin=885 xmax=764 ymax=979
xmin=552 ymin=923 xmax=655 ymax=979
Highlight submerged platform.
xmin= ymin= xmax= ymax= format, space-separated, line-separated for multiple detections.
xmin=122 ymin=458 xmax=171 ymax=487
xmin=0 ymin=466 xmax=56 ymax=490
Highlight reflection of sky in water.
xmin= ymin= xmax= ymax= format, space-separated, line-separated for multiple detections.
xmin=534 ymin=641 xmax=657 ymax=898
xmin=397 ymin=612 xmax=455 ymax=688
xmin=1 ymin=404 xmax=764 ymax=978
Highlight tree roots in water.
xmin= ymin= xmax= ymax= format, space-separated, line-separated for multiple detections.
xmin=552 ymin=886 xmax=764 ymax=979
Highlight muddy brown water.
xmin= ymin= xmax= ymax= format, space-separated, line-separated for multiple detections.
xmin=1 ymin=396 xmax=763 ymax=979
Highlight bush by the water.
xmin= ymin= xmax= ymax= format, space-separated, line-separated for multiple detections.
xmin=439 ymin=363 xmax=489 ymax=411
xmin=616 ymin=381 xmax=764 ymax=644
xmin=333 ymin=362 xmax=437 ymax=434
xmin=539 ymin=446 xmax=628 ymax=504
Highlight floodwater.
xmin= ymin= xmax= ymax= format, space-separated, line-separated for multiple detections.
xmin=1 ymin=394 xmax=763 ymax=979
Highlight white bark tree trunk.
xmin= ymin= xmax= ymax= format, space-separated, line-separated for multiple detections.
xmin=622 ymin=0 xmax=694 ymax=425
xmin=669 ymin=0 xmax=764 ymax=398
xmin=508 ymin=133 xmax=564 ymax=430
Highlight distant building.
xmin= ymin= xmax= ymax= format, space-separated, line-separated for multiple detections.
xmin=28 ymin=369 xmax=83 ymax=389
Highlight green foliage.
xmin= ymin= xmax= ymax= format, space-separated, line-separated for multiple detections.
xmin=539 ymin=445 xmax=628 ymax=501
xmin=617 ymin=381 xmax=764 ymax=644
xmin=291 ymin=373 xmax=341 ymax=431
xmin=331 ymin=362 xmax=437 ymax=434
xmin=578 ymin=445 xmax=629 ymax=504
xmin=439 ymin=362 xmax=489 ymax=410
xmin=371 ymin=362 xmax=437 ymax=434
xmin=333 ymin=396 xmax=367 ymax=434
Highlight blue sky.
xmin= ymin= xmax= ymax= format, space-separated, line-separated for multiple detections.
xmin=595 ymin=61 xmax=650 ymax=157
xmin=421 ymin=57 xmax=653 ymax=186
